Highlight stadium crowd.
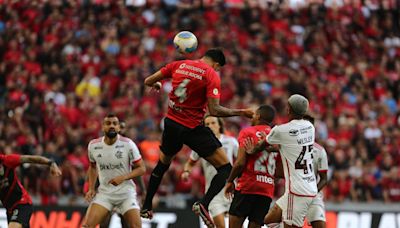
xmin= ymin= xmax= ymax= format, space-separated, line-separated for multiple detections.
xmin=0 ymin=0 xmax=399 ymax=206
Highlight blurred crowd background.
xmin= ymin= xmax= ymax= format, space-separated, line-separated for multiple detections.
xmin=0 ymin=0 xmax=399 ymax=207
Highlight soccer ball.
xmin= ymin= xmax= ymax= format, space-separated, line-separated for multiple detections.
xmin=173 ymin=31 xmax=198 ymax=54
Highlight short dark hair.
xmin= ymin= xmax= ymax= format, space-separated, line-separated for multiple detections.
xmin=303 ymin=114 xmax=315 ymax=124
xmin=204 ymin=48 xmax=226 ymax=66
xmin=204 ymin=115 xmax=225 ymax=134
xmin=105 ymin=113 xmax=118 ymax=118
xmin=258 ymin=105 xmax=276 ymax=123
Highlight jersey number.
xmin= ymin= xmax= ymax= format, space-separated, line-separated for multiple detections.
xmin=254 ymin=151 xmax=276 ymax=175
xmin=295 ymin=145 xmax=313 ymax=174
xmin=174 ymin=79 xmax=190 ymax=103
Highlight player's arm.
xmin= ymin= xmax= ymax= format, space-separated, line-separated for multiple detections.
xmin=109 ymin=160 xmax=146 ymax=186
xmin=134 ymin=176 xmax=146 ymax=194
xmin=144 ymin=70 xmax=163 ymax=90
xmin=317 ymin=147 xmax=329 ymax=192
xmin=208 ymin=98 xmax=253 ymax=118
xmin=317 ymin=171 xmax=328 ymax=192
xmin=225 ymin=146 xmax=247 ymax=198
xmin=20 ymin=155 xmax=62 ymax=176
xmin=181 ymin=152 xmax=199 ymax=181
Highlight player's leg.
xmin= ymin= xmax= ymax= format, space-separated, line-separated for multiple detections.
xmin=141 ymin=118 xmax=184 ymax=218
xmin=228 ymin=191 xmax=251 ymax=228
xmin=185 ymin=126 xmax=230 ymax=227
xmin=247 ymin=194 xmax=272 ymax=228
xmin=8 ymin=223 xmax=22 ymax=228
xmin=187 ymin=126 xmax=231 ymax=207
xmin=229 ymin=215 xmax=246 ymax=228
xmin=119 ymin=191 xmax=141 ymax=228
xmin=213 ymin=213 xmax=226 ymax=228
xmin=264 ymin=202 xmax=283 ymax=225
xmin=209 ymin=195 xmax=230 ymax=228
xmin=306 ymin=202 xmax=326 ymax=228
xmin=122 ymin=209 xmax=141 ymax=228
xmin=7 ymin=204 xmax=32 ymax=228
xmin=311 ymin=221 xmax=326 ymax=228
xmin=83 ymin=203 xmax=111 ymax=227
xmin=281 ymin=193 xmax=312 ymax=228
xmin=83 ymin=192 xmax=114 ymax=227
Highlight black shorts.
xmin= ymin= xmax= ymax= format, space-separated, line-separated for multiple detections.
xmin=160 ymin=117 xmax=222 ymax=158
xmin=229 ymin=191 xmax=272 ymax=225
xmin=7 ymin=204 xmax=33 ymax=228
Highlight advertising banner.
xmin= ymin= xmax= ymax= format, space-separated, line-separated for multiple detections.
xmin=1 ymin=206 xmax=399 ymax=228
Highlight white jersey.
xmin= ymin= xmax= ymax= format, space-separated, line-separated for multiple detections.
xmin=266 ymin=119 xmax=317 ymax=196
xmin=88 ymin=135 xmax=142 ymax=194
xmin=312 ymin=142 xmax=329 ymax=200
xmin=190 ymin=134 xmax=238 ymax=190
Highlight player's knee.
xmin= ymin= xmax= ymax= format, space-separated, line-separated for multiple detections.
xmin=217 ymin=163 xmax=232 ymax=177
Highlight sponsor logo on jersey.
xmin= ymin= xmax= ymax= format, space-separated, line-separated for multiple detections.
xmin=115 ymin=145 xmax=124 ymax=148
xmin=256 ymin=175 xmax=274 ymax=184
xmin=100 ymin=162 xmax=123 ymax=170
xmin=94 ymin=146 xmax=103 ymax=150
xmin=115 ymin=151 xmax=123 ymax=159
xmin=289 ymin=129 xmax=299 ymax=136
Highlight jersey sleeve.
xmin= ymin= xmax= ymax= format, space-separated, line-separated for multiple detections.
xmin=160 ymin=62 xmax=178 ymax=79
xmin=189 ymin=151 xmax=200 ymax=162
xmin=318 ymin=147 xmax=329 ymax=172
xmin=206 ymin=70 xmax=221 ymax=99
xmin=1 ymin=154 xmax=21 ymax=168
xmin=87 ymin=142 xmax=95 ymax=163
xmin=266 ymin=126 xmax=281 ymax=145
xmin=128 ymin=140 xmax=142 ymax=165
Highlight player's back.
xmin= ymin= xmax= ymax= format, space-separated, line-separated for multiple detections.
xmin=160 ymin=59 xmax=220 ymax=128
xmin=236 ymin=125 xmax=276 ymax=198
xmin=267 ymin=119 xmax=317 ymax=196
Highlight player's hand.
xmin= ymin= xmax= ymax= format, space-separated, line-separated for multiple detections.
xmin=244 ymin=137 xmax=255 ymax=154
xmin=224 ymin=182 xmax=235 ymax=200
xmin=85 ymin=189 xmax=96 ymax=202
xmin=50 ymin=163 xmax=62 ymax=176
xmin=109 ymin=176 xmax=125 ymax=186
xmin=151 ymin=82 xmax=162 ymax=92
xmin=241 ymin=108 xmax=255 ymax=118
xmin=181 ymin=171 xmax=190 ymax=182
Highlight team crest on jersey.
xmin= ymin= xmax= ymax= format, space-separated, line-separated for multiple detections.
xmin=115 ymin=151 xmax=123 ymax=159
xmin=289 ymin=129 xmax=299 ymax=136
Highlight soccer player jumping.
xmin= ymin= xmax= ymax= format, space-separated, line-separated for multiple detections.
xmin=141 ymin=48 xmax=253 ymax=227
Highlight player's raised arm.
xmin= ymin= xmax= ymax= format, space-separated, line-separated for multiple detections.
xmin=207 ymin=97 xmax=254 ymax=118
xmin=20 ymin=155 xmax=62 ymax=176
xmin=144 ymin=70 xmax=163 ymax=90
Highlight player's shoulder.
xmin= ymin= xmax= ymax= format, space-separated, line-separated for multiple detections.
xmin=89 ymin=137 xmax=102 ymax=146
xmin=118 ymin=135 xmax=134 ymax=144
xmin=314 ymin=142 xmax=327 ymax=153
xmin=238 ymin=126 xmax=254 ymax=135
